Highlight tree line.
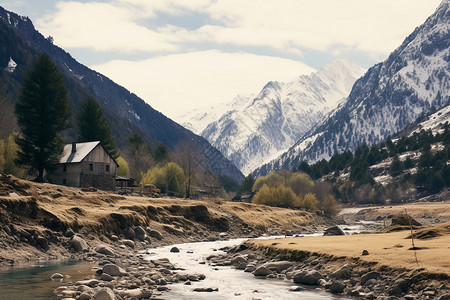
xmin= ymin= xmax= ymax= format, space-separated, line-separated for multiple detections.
xmin=294 ymin=125 xmax=450 ymax=204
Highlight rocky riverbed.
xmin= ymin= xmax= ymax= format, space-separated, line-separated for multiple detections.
xmin=216 ymin=239 xmax=450 ymax=300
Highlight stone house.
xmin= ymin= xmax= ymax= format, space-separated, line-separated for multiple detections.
xmin=48 ymin=141 xmax=118 ymax=190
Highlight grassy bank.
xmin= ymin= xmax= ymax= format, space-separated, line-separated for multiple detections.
xmin=0 ymin=175 xmax=322 ymax=266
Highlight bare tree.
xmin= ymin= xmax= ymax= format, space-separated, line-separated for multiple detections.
xmin=174 ymin=140 xmax=204 ymax=198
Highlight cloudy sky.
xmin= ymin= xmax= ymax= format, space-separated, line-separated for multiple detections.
xmin=2 ymin=0 xmax=442 ymax=119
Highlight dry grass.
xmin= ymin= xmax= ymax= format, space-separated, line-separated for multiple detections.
xmin=250 ymin=221 xmax=450 ymax=275
xmin=219 ymin=201 xmax=316 ymax=229
xmin=342 ymin=201 xmax=450 ymax=222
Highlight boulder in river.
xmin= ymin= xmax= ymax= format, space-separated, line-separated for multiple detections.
xmin=134 ymin=226 xmax=146 ymax=241
xmin=70 ymin=235 xmax=88 ymax=252
xmin=93 ymin=288 xmax=115 ymax=300
xmin=170 ymin=246 xmax=180 ymax=253
xmin=293 ymin=270 xmax=323 ymax=285
xmin=261 ymin=261 xmax=293 ymax=273
xmin=361 ymin=271 xmax=380 ymax=285
xmin=146 ymin=227 xmax=163 ymax=240
xmin=124 ymin=227 xmax=135 ymax=240
xmin=95 ymin=244 xmax=115 ymax=256
xmin=102 ymin=263 xmax=127 ymax=276
xmin=323 ymin=226 xmax=345 ymax=236
xmin=253 ymin=266 xmax=272 ymax=277
xmin=192 ymin=287 xmax=218 ymax=292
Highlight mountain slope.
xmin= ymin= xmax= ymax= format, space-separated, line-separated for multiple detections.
xmin=200 ymin=59 xmax=365 ymax=174
xmin=255 ymin=0 xmax=450 ymax=176
xmin=0 ymin=7 xmax=244 ymax=182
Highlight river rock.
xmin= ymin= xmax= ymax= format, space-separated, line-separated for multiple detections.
xmin=36 ymin=236 xmax=49 ymax=251
xmin=187 ymin=274 xmax=199 ymax=281
xmin=261 ymin=261 xmax=293 ymax=273
xmin=51 ymin=273 xmax=64 ymax=280
xmin=120 ymin=239 xmax=135 ymax=248
xmin=94 ymin=288 xmax=115 ymax=300
xmin=323 ymin=226 xmax=345 ymax=236
xmin=101 ymin=273 xmax=114 ymax=281
xmin=254 ymin=266 xmax=272 ymax=277
xmin=388 ymin=278 xmax=410 ymax=295
xmin=124 ymin=227 xmax=135 ymax=240
xmin=102 ymin=263 xmax=127 ymax=276
xmin=289 ymin=286 xmax=304 ymax=292
xmin=293 ymin=270 xmax=323 ymax=285
xmin=78 ymin=292 xmax=92 ymax=300
xmin=70 ymin=235 xmax=88 ymax=252
xmin=134 ymin=226 xmax=146 ymax=241
xmin=95 ymin=244 xmax=115 ymax=256
xmin=118 ymin=289 xmax=142 ymax=299
xmin=231 ymin=255 xmax=247 ymax=265
xmin=110 ymin=235 xmax=118 ymax=242
xmin=192 ymin=287 xmax=218 ymax=292
xmin=236 ymin=262 xmax=247 ymax=270
xmin=244 ymin=264 xmax=256 ymax=272
xmin=170 ymin=247 xmax=180 ymax=253
xmin=146 ymin=227 xmax=162 ymax=240
xmin=329 ymin=281 xmax=345 ymax=294
xmin=360 ymin=271 xmax=380 ymax=285
xmin=362 ymin=250 xmax=369 ymax=256
xmin=329 ymin=264 xmax=351 ymax=279
xmin=75 ymin=279 xmax=100 ymax=287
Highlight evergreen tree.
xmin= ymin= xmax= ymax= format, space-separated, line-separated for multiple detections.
xmin=15 ymin=54 xmax=71 ymax=182
xmin=76 ymin=96 xmax=118 ymax=158
xmin=238 ymin=174 xmax=255 ymax=195
xmin=390 ymin=155 xmax=404 ymax=177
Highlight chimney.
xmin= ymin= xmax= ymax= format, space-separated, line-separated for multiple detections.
xmin=72 ymin=142 xmax=76 ymax=153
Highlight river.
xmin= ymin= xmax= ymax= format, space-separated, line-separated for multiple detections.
xmin=0 ymin=228 xmax=367 ymax=299
xmin=144 ymin=237 xmax=348 ymax=300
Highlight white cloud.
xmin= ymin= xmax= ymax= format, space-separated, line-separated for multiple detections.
xmin=36 ymin=1 xmax=178 ymax=53
xmin=91 ymin=50 xmax=316 ymax=118
xmin=35 ymin=0 xmax=441 ymax=59
xmin=201 ymin=0 xmax=442 ymax=58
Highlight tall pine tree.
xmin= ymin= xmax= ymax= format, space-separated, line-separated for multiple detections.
xmin=15 ymin=54 xmax=72 ymax=182
xmin=76 ymin=96 xmax=118 ymax=158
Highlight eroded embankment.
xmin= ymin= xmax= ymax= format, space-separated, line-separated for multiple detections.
xmin=0 ymin=175 xmax=322 ymax=267
xmin=223 ymin=227 xmax=450 ymax=299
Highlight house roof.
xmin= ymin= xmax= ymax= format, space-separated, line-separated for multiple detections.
xmin=60 ymin=141 xmax=118 ymax=165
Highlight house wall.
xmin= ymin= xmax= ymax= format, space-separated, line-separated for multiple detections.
xmin=48 ymin=163 xmax=82 ymax=187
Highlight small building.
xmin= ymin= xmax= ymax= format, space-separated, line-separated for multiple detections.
xmin=48 ymin=141 xmax=118 ymax=190
xmin=115 ymin=175 xmax=135 ymax=189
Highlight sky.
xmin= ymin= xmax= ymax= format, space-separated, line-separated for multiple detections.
xmin=1 ymin=0 xmax=442 ymax=120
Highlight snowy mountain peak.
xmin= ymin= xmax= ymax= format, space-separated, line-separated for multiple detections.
xmin=255 ymin=0 xmax=449 ymax=176
xmin=199 ymin=60 xmax=365 ymax=174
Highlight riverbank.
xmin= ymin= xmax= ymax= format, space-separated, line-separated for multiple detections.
xmin=221 ymin=220 xmax=450 ymax=299
xmin=0 ymin=174 xmax=327 ymax=269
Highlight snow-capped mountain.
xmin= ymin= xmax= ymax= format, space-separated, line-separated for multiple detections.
xmin=178 ymin=94 xmax=253 ymax=134
xmin=200 ymin=59 xmax=365 ymax=174
xmin=255 ymin=0 xmax=450 ymax=176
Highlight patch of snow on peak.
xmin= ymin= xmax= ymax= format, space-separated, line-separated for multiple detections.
xmin=5 ymin=57 xmax=17 ymax=73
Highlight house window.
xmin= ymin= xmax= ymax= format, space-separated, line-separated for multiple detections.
xmin=105 ymin=164 xmax=110 ymax=173
xmin=89 ymin=164 xmax=93 ymax=171
xmin=63 ymin=165 xmax=67 ymax=172
xmin=63 ymin=179 xmax=67 ymax=185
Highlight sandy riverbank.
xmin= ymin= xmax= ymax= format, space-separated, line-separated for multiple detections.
xmin=221 ymin=219 xmax=450 ymax=299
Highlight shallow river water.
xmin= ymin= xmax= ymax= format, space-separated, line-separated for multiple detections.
xmin=0 ymin=230 xmax=363 ymax=300
xmin=145 ymin=237 xmax=348 ymax=300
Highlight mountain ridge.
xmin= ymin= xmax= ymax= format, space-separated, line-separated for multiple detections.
xmin=0 ymin=6 xmax=244 ymax=182
xmin=255 ymin=0 xmax=449 ymax=176
xmin=199 ymin=59 xmax=365 ymax=174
